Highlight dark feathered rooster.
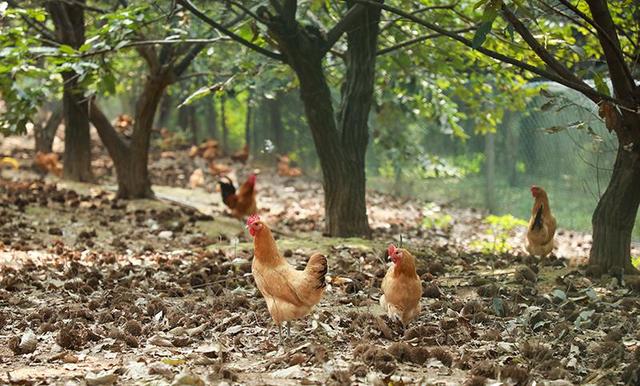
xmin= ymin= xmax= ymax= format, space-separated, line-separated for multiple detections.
xmin=218 ymin=173 xmax=257 ymax=219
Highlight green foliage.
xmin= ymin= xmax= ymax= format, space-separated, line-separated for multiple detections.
xmin=471 ymin=214 xmax=527 ymax=254
xmin=422 ymin=203 xmax=453 ymax=231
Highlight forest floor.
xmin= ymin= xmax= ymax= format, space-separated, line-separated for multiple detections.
xmin=1 ymin=137 xmax=640 ymax=385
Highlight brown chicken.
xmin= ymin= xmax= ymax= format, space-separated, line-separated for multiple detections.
xmin=247 ymin=214 xmax=328 ymax=341
xmin=525 ymin=185 xmax=557 ymax=256
xmin=231 ymin=144 xmax=249 ymax=164
xmin=218 ymin=174 xmax=257 ymax=219
xmin=380 ymin=244 xmax=422 ymax=326
xmin=34 ymin=152 xmax=62 ymax=177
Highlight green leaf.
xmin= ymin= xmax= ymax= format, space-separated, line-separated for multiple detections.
xmin=593 ymin=72 xmax=610 ymax=97
xmin=58 ymin=44 xmax=76 ymax=55
xmin=179 ymin=86 xmax=212 ymax=108
xmin=472 ymin=20 xmax=494 ymax=49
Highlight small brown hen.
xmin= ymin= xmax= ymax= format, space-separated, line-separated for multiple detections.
xmin=525 ymin=185 xmax=556 ymax=256
xmin=218 ymin=174 xmax=257 ymax=219
xmin=247 ymin=215 xmax=327 ymax=342
xmin=231 ymin=144 xmax=249 ymax=164
xmin=380 ymin=244 xmax=422 ymax=327
xmin=34 ymin=152 xmax=62 ymax=177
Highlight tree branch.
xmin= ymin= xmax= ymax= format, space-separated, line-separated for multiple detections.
xmin=501 ymin=6 xmax=590 ymax=89
xmin=89 ymin=101 xmax=130 ymax=159
xmin=173 ymin=43 xmax=207 ymax=77
xmin=176 ymin=0 xmax=284 ymax=61
xmin=324 ymin=3 xmax=369 ymax=54
xmin=380 ymin=3 xmax=459 ymax=33
xmin=558 ymin=0 xmax=634 ymax=86
xmin=281 ymin=0 xmax=297 ymax=26
xmin=354 ymin=0 xmax=635 ymax=109
xmin=586 ymin=0 xmax=636 ymax=100
xmin=377 ymin=26 xmax=476 ymax=56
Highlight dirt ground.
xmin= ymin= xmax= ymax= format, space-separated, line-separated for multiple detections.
xmin=1 ymin=138 xmax=640 ymax=385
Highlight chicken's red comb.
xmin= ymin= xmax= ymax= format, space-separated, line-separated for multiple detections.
xmin=387 ymin=244 xmax=397 ymax=257
xmin=247 ymin=214 xmax=260 ymax=226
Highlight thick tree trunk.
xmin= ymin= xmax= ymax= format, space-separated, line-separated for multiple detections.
xmin=120 ymin=73 xmax=168 ymax=198
xmin=62 ymin=74 xmax=94 ymax=181
xmin=34 ymin=102 xmax=63 ymax=153
xmin=264 ymin=1 xmax=380 ymax=237
xmin=47 ymin=0 xmax=93 ymax=182
xmin=589 ymin=145 xmax=640 ymax=274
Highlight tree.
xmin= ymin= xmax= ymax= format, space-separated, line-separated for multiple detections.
xmin=360 ymin=0 xmax=640 ymax=273
xmin=178 ymin=0 xmax=383 ymax=237
xmin=45 ymin=0 xmax=94 ymax=181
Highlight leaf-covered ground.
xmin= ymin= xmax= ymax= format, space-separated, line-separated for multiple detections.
xmin=1 ymin=142 xmax=640 ymax=385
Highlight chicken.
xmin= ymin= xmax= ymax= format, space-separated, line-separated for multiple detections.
xmin=231 ymin=144 xmax=249 ymax=164
xmin=525 ymin=185 xmax=557 ymax=256
xmin=189 ymin=168 xmax=205 ymax=189
xmin=247 ymin=214 xmax=327 ymax=341
xmin=218 ymin=174 xmax=257 ymax=219
xmin=380 ymin=244 xmax=422 ymax=326
xmin=33 ymin=152 xmax=62 ymax=177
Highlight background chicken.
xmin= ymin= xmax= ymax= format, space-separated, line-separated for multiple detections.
xmin=525 ymin=185 xmax=556 ymax=256
xmin=380 ymin=244 xmax=422 ymax=327
xmin=247 ymin=214 xmax=327 ymax=342
xmin=33 ymin=152 xmax=62 ymax=177
xmin=231 ymin=144 xmax=249 ymax=164
xmin=218 ymin=174 xmax=257 ymax=219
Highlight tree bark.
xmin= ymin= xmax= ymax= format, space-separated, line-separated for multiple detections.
xmin=157 ymin=93 xmax=173 ymax=129
xmin=206 ymin=95 xmax=218 ymax=140
xmin=263 ymin=1 xmax=380 ymax=237
xmin=220 ymin=94 xmax=228 ymax=155
xmin=485 ymin=131 xmax=496 ymax=213
xmin=245 ymin=90 xmax=253 ymax=152
xmin=123 ymin=73 xmax=169 ymax=198
xmin=589 ymin=145 xmax=640 ymax=274
xmin=267 ymin=93 xmax=284 ymax=153
xmin=47 ymin=0 xmax=93 ymax=182
xmin=34 ymin=102 xmax=63 ymax=153
xmin=61 ymin=73 xmax=93 ymax=182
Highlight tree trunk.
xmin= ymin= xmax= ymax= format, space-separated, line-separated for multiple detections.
xmin=589 ymin=145 xmax=640 ymax=274
xmin=485 ymin=131 xmax=496 ymax=213
xmin=245 ymin=90 xmax=253 ymax=152
xmin=47 ymin=0 xmax=93 ymax=182
xmin=264 ymin=0 xmax=380 ymax=237
xmin=206 ymin=95 xmax=218 ymax=140
xmin=157 ymin=93 xmax=172 ymax=129
xmin=220 ymin=94 xmax=228 ymax=155
xmin=121 ymin=73 xmax=169 ymax=198
xmin=61 ymin=73 xmax=93 ymax=181
xmin=34 ymin=102 xmax=63 ymax=153
xmin=267 ymin=93 xmax=284 ymax=153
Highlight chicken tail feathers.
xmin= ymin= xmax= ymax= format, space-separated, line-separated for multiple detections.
xmin=305 ymin=253 xmax=328 ymax=290
xmin=218 ymin=177 xmax=236 ymax=206
xmin=531 ymin=204 xmax=543 ymax=231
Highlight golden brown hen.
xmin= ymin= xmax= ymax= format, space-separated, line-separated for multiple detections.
xmin=525 ymin=185 xmax=557 ymax=257
xmin=380 ymin=244 xmax=422 ymax=327
xmin=247 ymin=215 xmax=327 ymax=342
